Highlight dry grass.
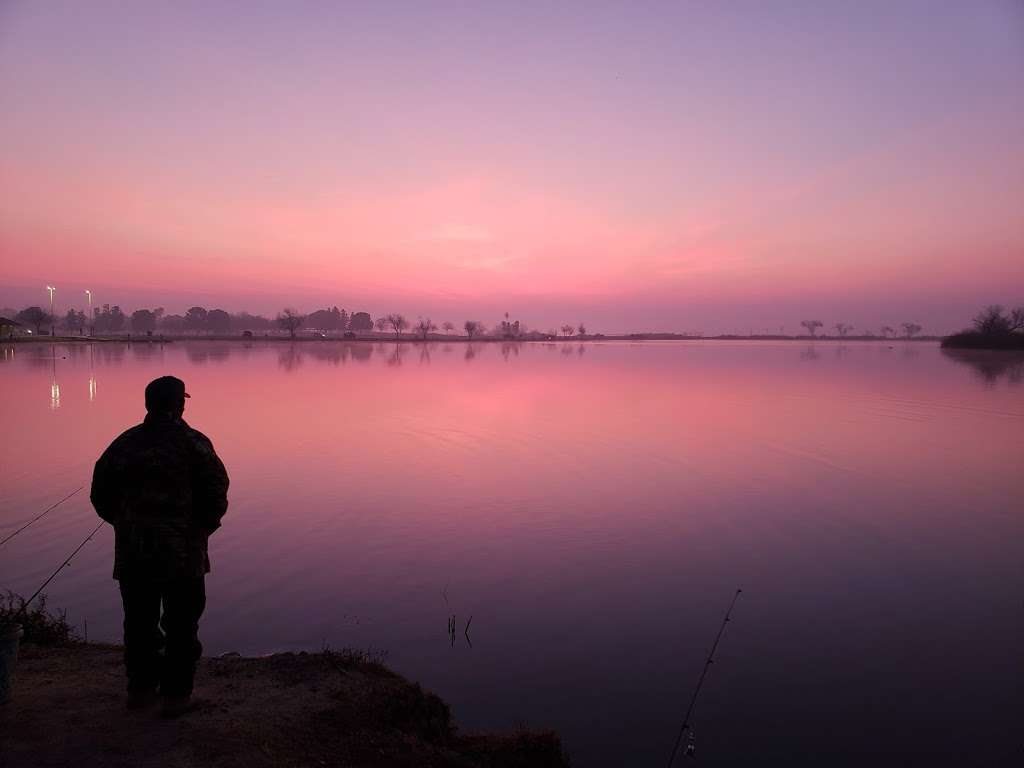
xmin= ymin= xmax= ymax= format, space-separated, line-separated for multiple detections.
xmin=0 ymin=591 xmax=80 ymax=646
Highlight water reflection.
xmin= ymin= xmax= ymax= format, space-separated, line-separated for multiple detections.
xmin=1 ymin=339 xmax=1022 ymax=767
xmin=278 ymin=345 xmax=302 ymax=371
xmin=88 ymin=344 xmax=97 ymax=402
xmin=387 ymin=344 xmax=408 ymax=366
xmin=941 ymin=348 xmax=1024 ymax=385
xmin=93 ymin=344 xmax=127 ymax=366
xmin=186 ymin=345 xmax=231 ymax=364
xmin=45 ymin=346 xmax=61 ymax=410
xmin=130 ymin=341 xmax=164 ymax=361
xmin=307 ymin=345 xmax=344 ymax=366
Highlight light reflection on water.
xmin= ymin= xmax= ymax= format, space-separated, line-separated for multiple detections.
xmin=1 ymin=339 xmax=1022 ymax=766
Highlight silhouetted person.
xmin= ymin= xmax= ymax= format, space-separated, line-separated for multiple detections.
xmin=91 ymin=376 xmax=229 ymax=717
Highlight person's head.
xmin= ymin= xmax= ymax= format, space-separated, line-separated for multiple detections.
xmin=144 ymin=376 xmax=190 ymax=417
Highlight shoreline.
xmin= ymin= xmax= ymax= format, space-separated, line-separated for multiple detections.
xmin=1 ymin=642 xmax=568 ymax=768
xmin=3 ymin=333 xmax=944 ymax=344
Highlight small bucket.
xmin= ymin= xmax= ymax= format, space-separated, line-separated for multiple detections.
xmin=0 ymin=623 xmax=24 ymax=704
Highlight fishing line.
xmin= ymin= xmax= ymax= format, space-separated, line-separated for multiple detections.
xmin=666 ymin=588 xmax=742 ymax=767
xmin=0 ymin=486 xmax=84 ymax=547
xmin=13 ymin=520 xmax=105 ymax=622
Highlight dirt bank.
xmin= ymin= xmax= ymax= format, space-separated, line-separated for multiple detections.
xmin=0 ymin=644 xmax=567 ymax=768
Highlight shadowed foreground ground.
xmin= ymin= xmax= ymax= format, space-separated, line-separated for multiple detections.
xmin=0 ymin=644 xmax=567 ymax=768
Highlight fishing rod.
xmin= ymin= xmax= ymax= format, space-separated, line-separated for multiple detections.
xmin=0 ymin=486 xmax=84 ymax=547
xmin=666 ymin=588 xmax=742 ymax=767
xmin=13 ymin=520 xmax=105 ymax=623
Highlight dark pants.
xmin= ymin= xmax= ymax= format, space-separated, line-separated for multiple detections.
xmin=118 ymin=577 xmax=206 ymax=697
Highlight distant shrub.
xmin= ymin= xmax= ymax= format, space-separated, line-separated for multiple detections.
xmin=943 ymin=305 xmax=1024 ymax=349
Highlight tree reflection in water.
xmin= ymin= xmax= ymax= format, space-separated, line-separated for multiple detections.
xmin=941 ymin=349 xmax=1024 ymax=385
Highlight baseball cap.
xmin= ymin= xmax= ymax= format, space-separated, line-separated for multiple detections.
xmin=144 ymin=376 xmax=191 ymax=411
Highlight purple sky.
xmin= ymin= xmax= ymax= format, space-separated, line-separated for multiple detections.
xmin=1 ymin=1 xmax=1022 ymax=333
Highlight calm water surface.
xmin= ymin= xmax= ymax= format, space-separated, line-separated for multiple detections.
xmin=1 ymin=340 xmax=1022 ymax=765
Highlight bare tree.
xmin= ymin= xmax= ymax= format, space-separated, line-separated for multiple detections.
xmin=577 ymin=323 xmax=587 ymax=337
xmin=386 ymin=313 xmax=409 ymax=339
xmin=973 ymin=305 xmax=1024 ymax=335
xmin=276 ymin=308 xmax=306 ymax=338
xmin=800 ymin=320 xmax=823 ymax=336
xmin=464 ymin=320 xmax=484 ymax=340
xmin=880 ymin=325 xmax=895 ymax=338
xmin=561 ymin=324 xmax=575 ymax=337
xmin=442 ymin=321 xmax=455 ymax=335
xmin=413 ymin=317 xmax=436 ymax=340
xmin=834 ymin=322 xmax=853 ymax=337
xmin=973 ymin=305 xmax=1005 ymax=334
xmin=902 ymin=322 xmax=923 ymax=338
xmin=374 ymin=317 xmax=388 ymax=334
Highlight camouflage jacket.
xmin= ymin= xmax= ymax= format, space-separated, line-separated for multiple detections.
xmin=91 ymin=414 xmax=229 ymax=581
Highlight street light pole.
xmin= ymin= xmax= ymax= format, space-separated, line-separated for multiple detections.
xmin=85 ymin=290 xmax=92 ymax=336
xmin=46 ymin=285 xmax=55 ymax=336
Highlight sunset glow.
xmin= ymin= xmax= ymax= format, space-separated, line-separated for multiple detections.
xmin=1 ymin=2 xmax=1022 ymax=332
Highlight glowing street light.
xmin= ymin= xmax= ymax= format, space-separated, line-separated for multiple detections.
xmin=46 ymin=285 xmax=56 ymax=336
xmin=88 ymin=344 xmax=97 ymax=402
xmin=50 ymin=348 xmax=60 ymax=410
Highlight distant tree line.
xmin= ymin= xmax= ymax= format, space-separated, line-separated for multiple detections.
xmin=798 ymin=320 xmax=924 ymax=338
xmin=360 ymin=311 xmax=591 ymax=341
xmin=4 ymin=302 xmax=948 ymax=342
xmin=7 ymin=303 xmax=593 ymax=339
xmin=13 ymin=303 xmax=132 ymax=335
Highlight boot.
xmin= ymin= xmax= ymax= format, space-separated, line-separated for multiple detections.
xmin=161 ymin=694 xmax=195 ymax=718
xmin=125 ymin=688 xmax=158 ymax=710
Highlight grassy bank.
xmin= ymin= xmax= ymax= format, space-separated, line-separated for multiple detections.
xmin=0 ymin=597 xmax=568 ymax=768
xmin=1 ymin=645 xmax=567 ymax=768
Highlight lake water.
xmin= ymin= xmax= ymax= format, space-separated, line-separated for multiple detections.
xmin=1 ymin=339 xmax=1022 ymax=765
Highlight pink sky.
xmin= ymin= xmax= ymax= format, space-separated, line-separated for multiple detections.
xmin=1 ymin=2 xmax=1022 ymax=334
